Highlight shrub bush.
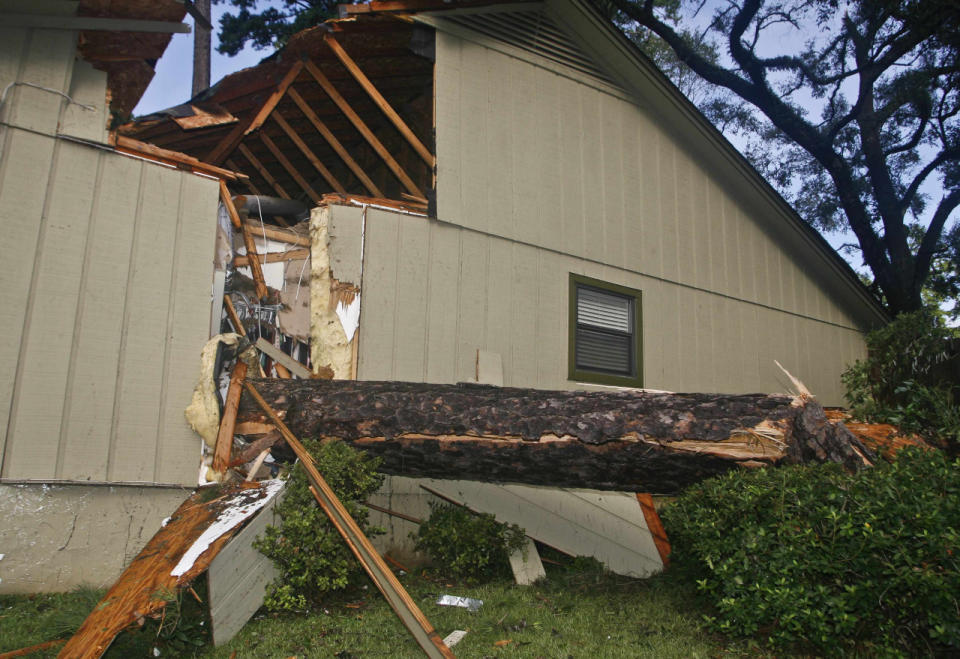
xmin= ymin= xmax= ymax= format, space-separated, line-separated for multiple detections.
xmin=413 ymin=503 xmax=527 ymax=581
xmin=662 ymin=448 xmax=960 ymax=654
xmin=254 ymin=440 xmax=384 ymax=612
xmin=843 ymin=309 xmax=960 ymax=454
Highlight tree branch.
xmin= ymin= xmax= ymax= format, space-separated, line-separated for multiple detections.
xmin=915 ymin=189 xmax=960 ymax=291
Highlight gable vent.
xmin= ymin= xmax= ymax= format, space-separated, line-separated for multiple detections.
xmin=444 ymin=9 xmax=623 ymax=89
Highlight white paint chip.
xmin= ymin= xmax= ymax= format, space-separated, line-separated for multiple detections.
xmin=335 ymin=295 xmax=361 ymax=343
xmin=170 ymin=479 xmax=285 ymax=578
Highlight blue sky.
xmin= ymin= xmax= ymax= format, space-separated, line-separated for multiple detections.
xmin=134 ymin=7 xmax=267 ymax=116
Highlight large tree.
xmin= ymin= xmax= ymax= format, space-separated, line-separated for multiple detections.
xmin=213 ymin=0 xmax=338 ymax=56
xmin=607 ymin=0 xmax=960 ymax=315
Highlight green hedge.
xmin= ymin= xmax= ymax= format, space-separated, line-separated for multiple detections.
xmin=254 ymin=440 xmax=384 ymax=612
xmin=662 ymin=448 xmax=960 ymax=654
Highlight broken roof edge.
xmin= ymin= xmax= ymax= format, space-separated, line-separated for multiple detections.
xmin=112 ymin=134 xmax=249 ymax=181
xmin=319 ymin=192 xmax=429 ymax=215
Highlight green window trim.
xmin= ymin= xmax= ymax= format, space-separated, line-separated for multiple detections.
xmin=568 ymin=273 xmax=643 ymax=388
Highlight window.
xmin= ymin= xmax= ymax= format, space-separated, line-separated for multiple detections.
xmin=568 ymin=274 xmax=643 ymax=387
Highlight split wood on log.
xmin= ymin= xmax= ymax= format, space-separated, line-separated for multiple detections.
xmin=236 ymin=380 xmax=875 ymax=494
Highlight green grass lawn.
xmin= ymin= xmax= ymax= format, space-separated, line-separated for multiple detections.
xmin=1 ymin=565 xmax=761 ymax=658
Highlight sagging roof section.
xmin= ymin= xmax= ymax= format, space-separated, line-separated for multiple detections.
xmin=121 ymin=14 xmax=436 ymax=208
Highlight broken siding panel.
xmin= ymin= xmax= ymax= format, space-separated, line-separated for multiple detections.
xmin=60 ymin=154 xmax=143 ymax=480
xmin=156 ymin=173 xmax=219 ymax=484
xmin=3 ymin=142 xmax=99 ymax=479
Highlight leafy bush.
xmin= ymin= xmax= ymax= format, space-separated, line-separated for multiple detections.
xmin=413 ymin=503 xmax=527 ymax=581
xmin=662 ymin=448 xmax=960 ymax=654
xmin=843 ymin=309 xmax=960 ymax=453
xmin=254 ymin=440 xmax=384 ymax=612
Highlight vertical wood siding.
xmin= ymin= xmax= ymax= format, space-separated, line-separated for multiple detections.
xmin=354 ymin=208 xmax=865 ymax=405
xmin=433 ymin=31 xmax=873 ymax=335
xmin=0 ymin=31 xmax=218 ymax=483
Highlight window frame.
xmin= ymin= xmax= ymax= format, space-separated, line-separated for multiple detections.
xmin=567 ymin=273 xmax=643 ymax=388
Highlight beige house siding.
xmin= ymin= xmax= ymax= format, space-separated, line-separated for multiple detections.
xmin=354 ymin=207 xmax=865 ymax=405
xmin=432 ymin=27 xmax=878 ymax=333
xmin=0 ymin=26 xmax=218 ymax=485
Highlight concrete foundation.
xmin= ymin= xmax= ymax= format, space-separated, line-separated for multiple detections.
xmin=0 ymin=483 xmax=189 ymax=593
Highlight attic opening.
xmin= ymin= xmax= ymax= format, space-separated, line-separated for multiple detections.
xmin=121 ymin=15 xmax=436 ymax=214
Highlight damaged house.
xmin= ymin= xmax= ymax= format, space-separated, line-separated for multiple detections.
xmin=1 ymin=0 xmax=886 ymax=595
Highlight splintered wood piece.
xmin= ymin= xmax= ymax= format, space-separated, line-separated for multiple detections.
xmin=287 ymin=86 xmax=383 ymax=197
xmin=244 ymin=448 xmax=271 ymax=481
xmin=213 ymin=361 xmax=248 ymax=473
xmin=636 ymin=493 xmax=671 ymax=568
xmin=244 ymin=60 xmax=305 ymax=136
xmin=303 ymin=60 xmax=424 ymax=198
xmin=243 ymin=382 xmax=454 ymax=659
xmin=59 ymin=485 xmax=279 ymax=659
xmin=259 ymin=132 xmax=322 ymax=202
xmin=220 ymin=180 xmax=268 ymax=300
xmin=236 ymin=143 xmax=291 ymax=199
xmin=271 ymin=112 xmax=346 ymax=193
xmin=323 ymin=34 xmax=434 ymax=168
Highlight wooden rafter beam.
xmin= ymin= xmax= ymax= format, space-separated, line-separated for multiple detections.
xmin=237 ymin=143 xmax=291 ymax=199
xmin=205 ymin=61 xmax=304 ymax=165
xmin=220 ymin=180 xmax=269 ymax=300
xmin=272 ymin=113 xmax=346 ymax=193
xmin=304 ymin=59 xmax=424 ymax=199
xmin=287 ymin=86 xmax=383 ymax=197
xmin=244 ymin=60 xmax=305 ymax=136
xmin=323 ymin=34 xmax=434 ymax=168
xmin=259 ymin=132 xmax=322 ymax=203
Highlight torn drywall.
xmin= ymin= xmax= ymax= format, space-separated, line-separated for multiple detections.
xmin=310 ymin=206 xmax=357 ymax=378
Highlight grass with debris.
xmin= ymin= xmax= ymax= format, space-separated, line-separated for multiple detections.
xmin=1 ymin=563 xmax=762 ymax=658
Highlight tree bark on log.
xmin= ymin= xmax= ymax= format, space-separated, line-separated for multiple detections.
xmin=237 ymin=380 xmax=874 ymax=494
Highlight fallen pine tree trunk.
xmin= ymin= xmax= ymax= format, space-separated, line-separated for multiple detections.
xmin=237 ymin=380 xmax=874 ymax=494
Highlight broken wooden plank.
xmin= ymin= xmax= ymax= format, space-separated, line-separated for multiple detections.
xmin=255 ymin=338 xmax=311 ymax=379
xmin=235 ymin=380 xmax=874 ymax=493
xmin=233 ymin=248 xmax=310 ymax=267
xmin=271 ymin=113 xmax=346 ymax=193
xmin=220 ymin=181 xmax=269 ymax=300
xmin=323 ymin=34 xmax=434 ymax=167
xmin=287 ymin=87 xmax=383 ymax=197
xmin=508 ymin=536 xmax=546 ymax=586
xmin=243 ymin=382 xmax=454 ymax=659
xmin=259 ymin=132 xmax=322 ymax=202
xmin=304 ymin=60 xmax=424 ymax=198
xmin=236 ymin=143 xmax=292 ymax=199
xmin=115 ymin=135 xmax=247 ymax=181
xmin=213 ymin=361 xmax=248 ymax=474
